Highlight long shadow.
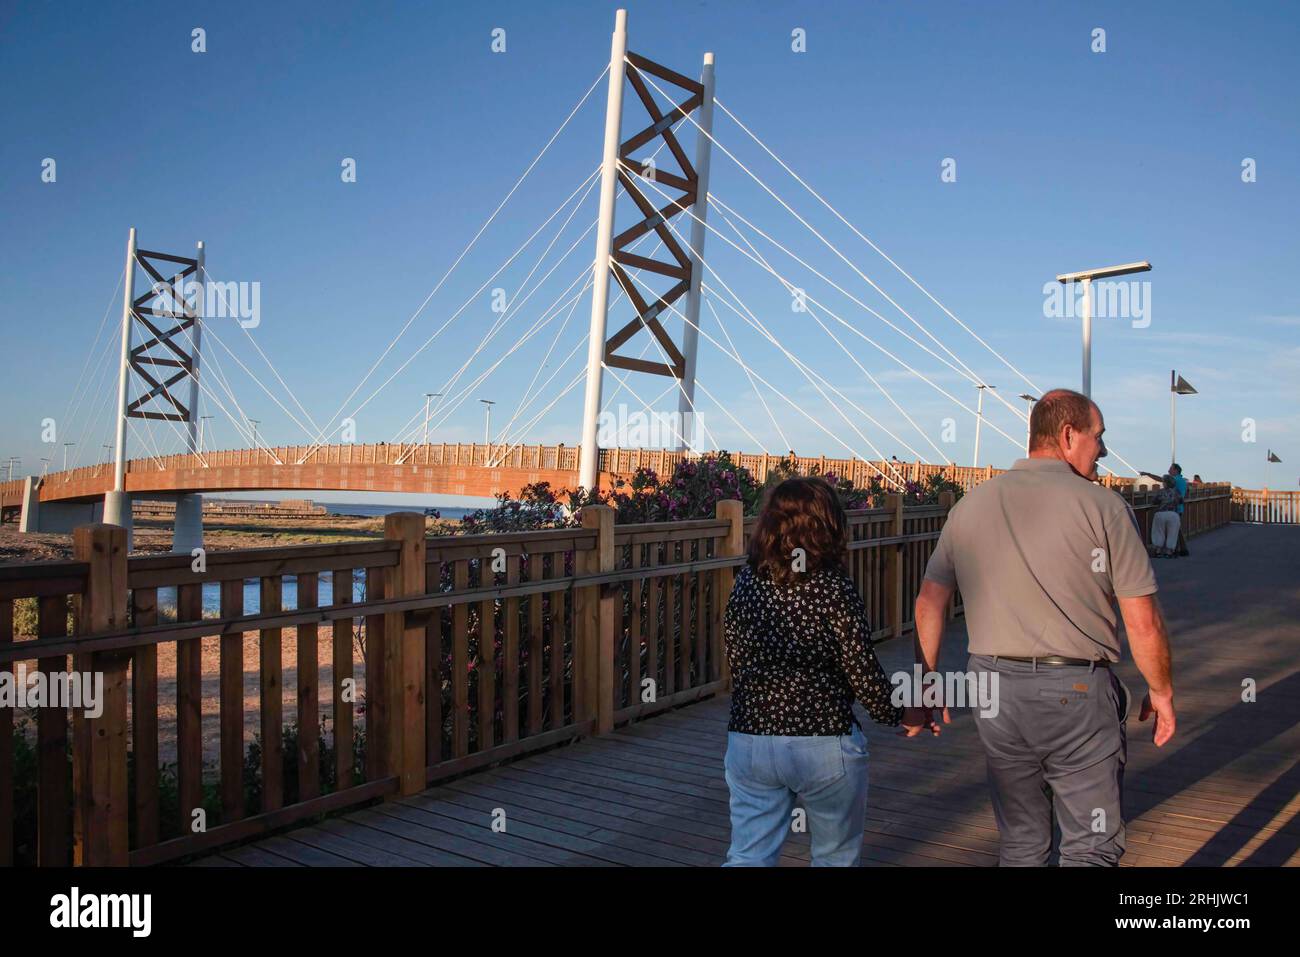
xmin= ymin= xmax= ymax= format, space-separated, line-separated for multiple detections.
xmin=1183 ymin=756 xmax=1300 ymax=865
xmin=867 ymin=524 xmax=1300 ymax=866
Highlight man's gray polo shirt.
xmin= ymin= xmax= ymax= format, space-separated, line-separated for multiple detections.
xmin=924 ymin=457 xmax=1157 ymax=662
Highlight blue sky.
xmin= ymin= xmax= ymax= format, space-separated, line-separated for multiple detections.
xmin=2 ymin=0 xmax=1297 ymax=504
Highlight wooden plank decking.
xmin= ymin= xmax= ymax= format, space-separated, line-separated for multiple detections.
xmin=196 ymin=524 xmax=1300 ymax=867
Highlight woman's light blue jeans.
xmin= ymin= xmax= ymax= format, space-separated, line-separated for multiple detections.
xmin=724 ymin=726 xmax=870 ymax=866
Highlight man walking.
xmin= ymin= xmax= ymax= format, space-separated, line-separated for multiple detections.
xmin=910 ymin=389 xmax=1176 ymax=865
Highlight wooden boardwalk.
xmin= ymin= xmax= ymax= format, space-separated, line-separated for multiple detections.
xmin=196 ymin=524 xmax=1300 ymax=867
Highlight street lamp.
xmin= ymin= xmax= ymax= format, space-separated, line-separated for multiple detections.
xmin=199 ymin=416 xmax=213 ymax=455
xmin=973 ymin=385 xmax=995 ymax=467
xmin=248 ymin=419 xmax=260 ymax=449
xmin=1169 ymin=371 xmax=1197 ymax=465
xmin=423 ymin=393 xmax=442 ymax=446
xmin=1055 ymin=261 xmax=1151 ymax=397
xmin=1017 ymin=393 xmax=1038 ymax=455
xmin=479 ymin=399 xmax=496 ymax=447
xmin=63 ymin=442 xmax=75 ymax=470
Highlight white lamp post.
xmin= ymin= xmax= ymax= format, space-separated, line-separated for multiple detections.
xmin=1170 ymin=371 xmax=1197 ymax=464
xmin=1055 ymin=261 xmax=1151 ymax=397
xmin=1017 ymin=393 xmax=1038 ymax=455
xmin=423 ymin=393 xmax=442 ymax=446
xmin=973 ymin=384 xmax=995 ymax=467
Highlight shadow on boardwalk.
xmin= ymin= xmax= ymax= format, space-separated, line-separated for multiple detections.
xmin=195 ymin=524 xmax=1300 ymax=867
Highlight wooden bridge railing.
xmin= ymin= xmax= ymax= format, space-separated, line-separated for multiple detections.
xmin=1232 ymin=488 xmax=1300 ymax=525
xmin=0 ymin=489 xmax=977 ymax=867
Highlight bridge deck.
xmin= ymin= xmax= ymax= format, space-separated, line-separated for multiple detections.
xmin=194 ymin=524 xmax=1300 ymax=867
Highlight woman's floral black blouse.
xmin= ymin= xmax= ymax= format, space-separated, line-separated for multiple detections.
xmin=724 ymin=564 xmax=902 ymax=735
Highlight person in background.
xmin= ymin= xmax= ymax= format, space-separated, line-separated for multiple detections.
xmin=722 ymin=477 xmax=908 ymax=866
xmin=1192 ymin=474 xmax=1203 ymax=485
xmin=1142 ymin=463 xmax=1190 ymax=556
xmin=1151 ymin=475 xmax=1183 ymax=557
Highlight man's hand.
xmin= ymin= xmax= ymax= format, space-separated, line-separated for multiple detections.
xmin=1138 ymin=689 xmax=1176 ymax=747
xmin=899 ymin=706 xmax=949 ymax=737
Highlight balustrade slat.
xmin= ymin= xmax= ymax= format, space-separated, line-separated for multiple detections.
xmin=526 ymin=553 xmax=544 ymax=736
xmin=259 ymin=576 xmax=284 ymax=811
xmin=545 ymin=554 xmax=564 ymax=731
xmin=126 ymin=588 xmax=161 ymax=853
xmin=331 ymin=569 xmax=355 ymax=789
xmin=37 ymin=594 xmax=69 ymax=866
xmin=0 ymin=599 xmax=11 ymax=866
xmin=449 ymin=561 xmax=469 ymax=756
xmin=363 ymin=566 xmax=386 ymax=781
xmin=663 ymin=541 xmax=677 ymax=698
xmin=646 ymin=543 xmax=661 ymax=701
xmin=176 ymin=583 xmax=204 ymax=834
xmin=503 ymin=556 xmax=520 ymax=744
xmin=297 ymin=573 xmax=320 ymax=801
xmin=218 ymin=580 xmax=243 ymax=824
xmin=425 ymin=560 xmax=443 ymax=767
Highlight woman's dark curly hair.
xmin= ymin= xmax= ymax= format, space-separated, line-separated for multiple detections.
xmin=747 ymin=477 xmax=849 ymax=585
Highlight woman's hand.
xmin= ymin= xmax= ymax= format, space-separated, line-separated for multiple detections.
xmin=899 ymin=706 xmax=948 ymax=737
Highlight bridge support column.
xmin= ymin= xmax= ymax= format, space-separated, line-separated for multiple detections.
xmin=17 ymin=477 xmax=40 ymax=533
xmin=675 ymin=51 xmax=716 ymax=453
xmin=172 ymin=493 xmax=204 ymax=555
xmin=577 ymin=9 xmax=629 ymax=492
xmin=102 ymin=490 xmax=134 ymax=552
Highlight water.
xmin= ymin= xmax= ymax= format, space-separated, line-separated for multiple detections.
xmin=158 ymin=574 xmax=367 ymax=620
xmin=320 ymin=502 xmax=476 ymax=520
xmin=155 ymin=500 xmax=480 ymax=618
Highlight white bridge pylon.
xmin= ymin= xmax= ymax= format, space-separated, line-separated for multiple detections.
xmin=579 ymin=8 xmax=715 ymax=490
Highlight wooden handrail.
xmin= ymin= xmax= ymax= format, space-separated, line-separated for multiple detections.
xmin=1 ymin=483 xmax=1243 ymax=867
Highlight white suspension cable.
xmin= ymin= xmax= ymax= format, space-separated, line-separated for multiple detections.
xmin=713 ymin=94 xmax=1044 ymax=396
xmin=201 ymin=265 xmax=323 ymax=437
xmin=714 ymin=203 xmax=950 ymax=464
xmin=305 ymin=69 xmax=609 ymax=456
xmin=615 ymin=250 xmax=904 ymax=487
xmin=60 ymin=268 xmax=126 ymax=453
xmin=703 ymin=296 xmax=790 ymax=453
xmin=415 ymin=169 xmax=602 ymax=436
xmin=628 ymin=171 xmax=1020 ymax=453
xmin=301 ymin=166 xmax=605 ymax=464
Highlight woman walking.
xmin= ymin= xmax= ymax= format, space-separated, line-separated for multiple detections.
xmin=1151 ymin=474 xmax=1183 ymax=557
xmin=722 ymin=477 xmax=906 ymax=866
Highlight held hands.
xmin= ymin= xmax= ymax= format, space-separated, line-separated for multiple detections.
xmin=1139 ymin=689 xmax=1176 ymax=747
xmin=899 ymin=706 xmax=949 ymax=737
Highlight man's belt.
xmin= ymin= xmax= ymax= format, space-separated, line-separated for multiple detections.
xmin=992 ymin=655 xmax=1111 ymax=668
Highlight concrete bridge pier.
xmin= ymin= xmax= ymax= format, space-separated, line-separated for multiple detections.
xmin=18 ymin=476 xmax=106 ymax=535
xmin=103 ymin=489 xmax=134 ymax=551
xmin=172 ymin=493 xmax=204 ymax=555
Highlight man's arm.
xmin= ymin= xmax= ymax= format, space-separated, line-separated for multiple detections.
xmin=1118 ymin=593 xmax=1176 ymax=747
xmin=904 ymin=578 xmax=956 ymax=736
xmin=914 ymin=578 xmax=954 ymax=672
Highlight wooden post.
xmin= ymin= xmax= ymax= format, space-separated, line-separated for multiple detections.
xmin=580 ymin=505 xmax=616 ymax=733
xmin=72 ymin=524 xmax=130 ymax=866
xmin=383 ymin=512 xmax=426 ymax=795
xmin=883 ymin=493 xmax=905 ymax=640
xmin=715 ymin=499 xmax=744 ymax=687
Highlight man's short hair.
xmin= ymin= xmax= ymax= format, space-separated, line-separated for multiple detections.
xmin=1029 ymin=389 xmax=1097 ymax=452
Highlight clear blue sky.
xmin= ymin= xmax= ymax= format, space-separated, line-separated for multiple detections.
xmin=2 ymin=0 xmax=1297 ymax=501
